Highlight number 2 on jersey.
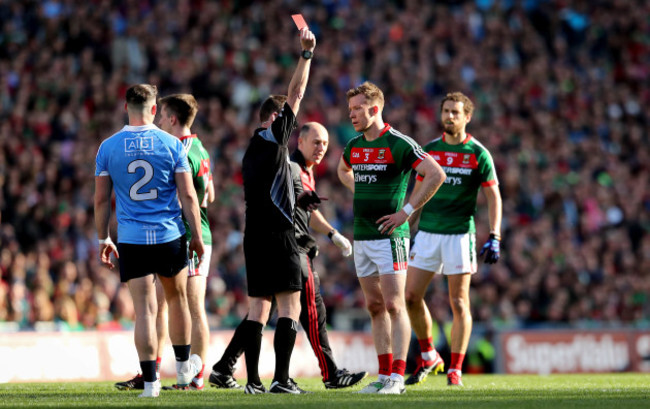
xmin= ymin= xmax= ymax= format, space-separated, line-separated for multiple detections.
xmin=128 ymin=159 xmax=158 ymax=201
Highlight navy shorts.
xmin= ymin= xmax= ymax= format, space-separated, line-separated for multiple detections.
xmin=244 ymin=228 xmax=302 ymax=297
xmin=117 ymin=236 xmax=188 ymax=283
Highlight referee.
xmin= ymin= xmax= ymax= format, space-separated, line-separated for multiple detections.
xmin=208 ymin=123 xmax=368 ymax=390
xmin=235 ymin=28 xmax=316 ymax=395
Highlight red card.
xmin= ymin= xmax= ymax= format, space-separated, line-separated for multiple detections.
xmin=292 ymin=14 xmax=308 ymax=31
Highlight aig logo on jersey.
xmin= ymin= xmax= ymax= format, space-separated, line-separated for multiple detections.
xmin=125 ymin=137 xmax=154 ymax=154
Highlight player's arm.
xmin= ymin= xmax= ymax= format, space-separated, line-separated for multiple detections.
xmin=479 ymin=183 xmax=503 ymax=264
xmin=207 ymin=174 xmax=215 ymax=204
xmin=94 ymin=175 xmax=118 ymax=268
xmin=377 ymin=156 xmax=445 ymax=235
xmin=175 ymin=171 xmax=205 ymax=264
xmin=407 ymin=155 xmax=445 ymax=210
xmin=286 ymin=29 xmax=316 ymax=116
xmin=482 ymin=183 xmax=502 ymax=237
xmin=337 ymin=156 xmax=355 ymax=193
xmin=407 ymin=179 xmax=424 ymax=232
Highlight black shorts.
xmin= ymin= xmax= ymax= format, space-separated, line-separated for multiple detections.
xmin=117 ymin=236 xmax=188 ymax=283
xmin=244 ymin=228 xmax=302 ymax=297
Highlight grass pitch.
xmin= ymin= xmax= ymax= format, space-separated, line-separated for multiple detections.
xmin=0 ymin=374 xmax=648 ymax=409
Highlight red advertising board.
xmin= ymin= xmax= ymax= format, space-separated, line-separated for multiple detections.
xmin=500 ymin=330 xmax=650 ymax=374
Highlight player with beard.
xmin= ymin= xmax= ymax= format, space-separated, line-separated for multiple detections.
xmin=404 ymin=92 xmax=502 ymax=387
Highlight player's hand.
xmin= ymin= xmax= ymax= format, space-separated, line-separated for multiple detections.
xmin=376 ymin=211 xmax=409 ymax=236
xmin=297 ymin=191 xmax=326 ymax=212
xmin=479 ymin=234 xmax=500 ymax=264
xmin=300 ymin=28 xmax=316 ymax=52
xmin=99 ymin=240 xmax=119 ymax=269
xmin=189 ymin=237 xmax=205 ymax=268
xmin=330 ymin=230 xmax=352 ymax=257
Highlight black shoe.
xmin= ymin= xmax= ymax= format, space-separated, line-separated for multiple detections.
xmin=324 ymin=369 xmax=368 ymax=389
xmin=209 ymin=369 xmax=243 ymax=389
xmin=161 ymin=384 xmax=190 ymax=391
xmin=269 ymin=378 xmax=310 ymax=394
xmin=244 ymin=382 xmax=268 ymax=394
xmin=115 ymin=373 xmax=144 ymax=390
xmin=405 ymin=354 xmax=444 ymax=386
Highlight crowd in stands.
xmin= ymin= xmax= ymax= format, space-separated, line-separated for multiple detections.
xmin=1 ymin=0 xmax=649 ymax=343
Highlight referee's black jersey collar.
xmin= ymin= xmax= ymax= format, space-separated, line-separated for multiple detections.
xmin=290 ymin=148 xmax=308 ymax=171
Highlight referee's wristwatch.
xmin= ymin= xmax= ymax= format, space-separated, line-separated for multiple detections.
xmin=301 ymin=49 xmax=313 ymax=60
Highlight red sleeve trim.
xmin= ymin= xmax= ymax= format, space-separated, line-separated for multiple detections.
xmin=481 ymin=179 xmax=498 ymax=187
xmin=411 ymin=157 xmax=424 ymax=169
xmin=415 ymin=174 xmax=424 ymax=181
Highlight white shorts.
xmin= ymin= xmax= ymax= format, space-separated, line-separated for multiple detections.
xmin=188 ymin=245 xmax=212 ymax=277
xmin=409 ymin=231 xmax=477 ymax=275
xmin=353 ymin=238 xmax=410 ymax=278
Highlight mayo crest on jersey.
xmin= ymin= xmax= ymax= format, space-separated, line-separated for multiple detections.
xmin=95 ymin=124 xmax=191 ymax=244
xmin=417 ymin=133 xmax=498 ymax=234
xmin=342 ymin=124 xmax=429 ymax=240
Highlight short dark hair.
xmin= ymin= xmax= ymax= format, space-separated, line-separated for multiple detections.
xmin=126 ymin=84 xmax=158 ymax=110
xmin=259 ymin=95 xmax=287 ymax=123
xmin=440 ymin=92 xmax=474 ymax=116
xmin=346 ymin=81 xmax=384 ymax=111
xmin=158 ymin=94 xmax=199 ymax=128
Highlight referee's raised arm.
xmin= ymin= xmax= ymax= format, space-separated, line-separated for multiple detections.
xmin=286 ymin=28 xmax=316 ymax=116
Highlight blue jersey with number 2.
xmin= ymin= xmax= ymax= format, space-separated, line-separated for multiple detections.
xmin=95 ymin=124 xmax=191 ymax=244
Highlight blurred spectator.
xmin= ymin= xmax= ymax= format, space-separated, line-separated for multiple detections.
xmin=0 ymin=1 xmax=648 ymax=343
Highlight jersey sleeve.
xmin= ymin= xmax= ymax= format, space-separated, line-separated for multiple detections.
xmin=341 ymin=139 xmax=353 ymax=168
xmin=95 ymin=142 xmax=110 ymax=176
xmin=398 ymin=136 xmax=429 ymax=171
xmin=478 ymin=149 xmax=498 ymax=187
xmin=270 ymin=103 xmax=297 ymax=146
xmin=290 ymin=161 xmax=304 ymax=198
xmin=174 ymin=140 xmax=192 ymax=173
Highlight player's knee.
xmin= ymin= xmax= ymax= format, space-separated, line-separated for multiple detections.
xmin=405 ymin=291 xmax=421 ymax=310
xmin=384 ymin=299 xmax=404 ymax=316
xmin=450 ymin=296 xmax=470 ymax=316
xmin=366 ymin=299 xmax=386 ymax=317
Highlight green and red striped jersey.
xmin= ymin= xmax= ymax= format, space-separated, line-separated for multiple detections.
xmin=417 ymin=133 xmax=497 ymax=234
xmin=342 ymin=124 xmax=429 ymax=240
xmin=181 ymin=134 xmax=212 ymax=245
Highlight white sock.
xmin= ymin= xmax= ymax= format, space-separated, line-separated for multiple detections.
xmin=389 ymin=373 xmax=404 ymax=383
xmin=421 ymin=350 xmax=438 ymax=362
xmin=176 ymin=360 xmax=190 ymax=374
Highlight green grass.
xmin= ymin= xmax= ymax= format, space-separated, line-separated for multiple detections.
xmin=0 ymin=374 xmax=648 ymax=408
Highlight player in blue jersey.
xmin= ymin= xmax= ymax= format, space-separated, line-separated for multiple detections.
xmin=94 ymin=84 xmax=205 ymax=398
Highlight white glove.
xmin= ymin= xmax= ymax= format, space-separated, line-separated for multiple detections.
xmin=331 ymin=231 xmax=352 ymax=257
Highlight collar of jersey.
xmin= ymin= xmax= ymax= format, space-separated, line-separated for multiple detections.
xmin=442 ymin=132 xmax=472 ymax=145
xmin=180 ymin=134 xmax=197 ymax=141
xmin=363 ymin=123 xmax=391 ymax=141
xmin=123 ymin=124 xmax=158 ymax=132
